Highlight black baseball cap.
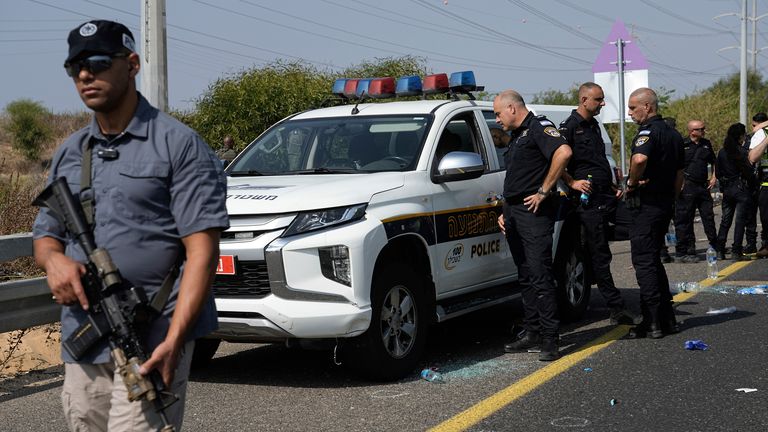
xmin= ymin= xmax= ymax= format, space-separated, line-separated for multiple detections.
xmin=66 ymin=20 xmax=136 ymax=63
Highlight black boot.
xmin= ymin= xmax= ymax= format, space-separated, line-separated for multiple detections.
xmin=648 ymin=322 xmax=664 ymax=339
xmin=538 ymin=337 xmax=560 ymax=361
xmin=609 ymin=307 xmax=643 ymax=325
xmin=504 ymin=330 xmax=541 ymax=353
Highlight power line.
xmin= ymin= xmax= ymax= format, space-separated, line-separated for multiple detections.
xmin=235 ymin=0 xmax=564 ymax=71
xmin=640 ymin=0 xmax=728 ymax=33
xmin=506 ymin=0 xmax=603 ymax=46
xmin=555 ymin=0 xmax=733 ymax=38
xmin=408 ymin=0 xmax=592 ymax=66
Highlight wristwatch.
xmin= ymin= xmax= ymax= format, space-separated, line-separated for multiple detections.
xmin=536 ymin=186 xmax=549 ymax=196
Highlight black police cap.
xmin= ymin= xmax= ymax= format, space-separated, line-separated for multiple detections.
xmin=66 ymin=20 xmax=136 ymax=63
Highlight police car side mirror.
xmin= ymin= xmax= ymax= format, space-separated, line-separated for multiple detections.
xmin=432 ymin=151 xmax=485 ymax=184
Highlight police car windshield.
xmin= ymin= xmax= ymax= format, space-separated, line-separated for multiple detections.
xmin=227 ymin=116 xmax=428 ymax=175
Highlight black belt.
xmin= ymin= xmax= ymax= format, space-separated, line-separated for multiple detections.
xmin=685 ymin=178 xmax=708 ymax=186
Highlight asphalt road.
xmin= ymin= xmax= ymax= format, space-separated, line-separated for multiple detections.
xmin=1 ymin=206 xmax=766 ymax=432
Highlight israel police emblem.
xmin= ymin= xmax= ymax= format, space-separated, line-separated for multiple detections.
xmin=79 ymin=23 xmax=98 ymax=37
xmin=543 ymin=126 xmax=561 ymax=138
xmin=635 ymin=136 xmax=649 ymax=147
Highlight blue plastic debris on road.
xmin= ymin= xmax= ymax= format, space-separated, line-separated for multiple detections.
xmin=684 ymin=340 xmax=709 ymax=350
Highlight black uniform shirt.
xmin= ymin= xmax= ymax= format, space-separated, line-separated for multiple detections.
xmin=716 ymin=146 xmax=753 ymax=182
xmin=682 ymin=137 xmax=715 ymax=183
xmin=630 ymin=115 xmax=685 ymax=200
xmin=503 ymin=111 xmax=567 ymax=201
xmin=559 ymin=109 xmax=612 ymax=187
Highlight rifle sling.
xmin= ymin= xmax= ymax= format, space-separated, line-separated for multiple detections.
xmin=80 ymin=141 xmax=179 ymax=316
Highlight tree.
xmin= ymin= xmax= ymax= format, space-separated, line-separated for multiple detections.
xmin=530 ymin=83 xmax=580 ymax=105
xmin=182 ymin=56 xmax=430 ymax=151
xmin=4 ymin=99 xmax=51 ymax=161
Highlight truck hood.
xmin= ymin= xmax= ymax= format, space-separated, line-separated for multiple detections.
xmin=225 ymin=173 xmax=404 ymax=215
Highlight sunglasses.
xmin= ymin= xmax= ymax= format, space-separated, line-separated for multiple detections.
xmin=64 ymin=53 xmax=127 ymax=77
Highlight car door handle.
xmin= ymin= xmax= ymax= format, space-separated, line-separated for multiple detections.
xmin=486 ymin=193 xmax=504 ymax=204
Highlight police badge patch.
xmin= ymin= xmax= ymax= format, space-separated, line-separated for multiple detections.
xmin=79 ymin=23 xmax=98 ymax=37
xmin=635 ymin=136 xmax=650 ymax=147
xmin=543 ymin=126 xmax=561 ymax=137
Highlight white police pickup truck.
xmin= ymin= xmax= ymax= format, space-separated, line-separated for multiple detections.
xmin=199 ymin=72 xmax=613 ymax=379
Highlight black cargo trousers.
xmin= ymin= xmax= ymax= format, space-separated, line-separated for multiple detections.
xmin=674 ymin=179 xmax=717 ymax=255
xmin=629 ymin=195 xmax=675 ymax=327
xmin=503 ymin=198 xmax=559 ymax=339
xmin=577 ymin=190 xmax=624 ymax=309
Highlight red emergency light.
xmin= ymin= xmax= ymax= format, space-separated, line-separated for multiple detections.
xmin=367 ymin=77 xmax=395 ymax=99
xmin=422 ymin=73 xmax=449 ymax=94
xmin=343 ymin=79 xmax=360 ymax=98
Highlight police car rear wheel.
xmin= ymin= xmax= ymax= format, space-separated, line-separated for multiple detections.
xmin=555 ymin=236 xmax=591 ymax=321
xmin=350 ymin=263 xmax=428 ymax=380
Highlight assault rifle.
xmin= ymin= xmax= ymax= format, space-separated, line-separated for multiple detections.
xmin=34 ymin=177 xmax=177 ymax=432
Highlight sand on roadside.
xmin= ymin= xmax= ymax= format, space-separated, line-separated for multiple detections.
xmin=0 ymin=324 xmax=62 ymax=378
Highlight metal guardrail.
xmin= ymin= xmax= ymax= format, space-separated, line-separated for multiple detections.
xmin=0 ymin=233 xmax=60 ymax=333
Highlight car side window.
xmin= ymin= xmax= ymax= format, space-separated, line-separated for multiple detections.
xmin=432 ymin=112 xmax=488 ymax=174
xmin=482 ymin=110 xmax=508 ymax=170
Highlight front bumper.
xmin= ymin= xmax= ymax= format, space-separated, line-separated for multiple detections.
xmin=212 ymin=215 xmax=388 ymax=341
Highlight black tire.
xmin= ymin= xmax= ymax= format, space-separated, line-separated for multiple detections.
xmin=191 ymin=338 xmax=221 ymax=369
xmin=349 ymin=263 xmax=429 ymax=381
xmin=554 ymin=226 xmax=591 ymax=322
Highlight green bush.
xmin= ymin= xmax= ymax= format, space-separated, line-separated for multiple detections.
xmin=182 ymin=57 xmax=429 ymax=151
xmin=4 ymin=99 xmax=51 ymax=161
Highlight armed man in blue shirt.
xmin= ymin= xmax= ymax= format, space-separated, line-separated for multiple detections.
xmin=33 ymin=20 xmax=228 ymax=431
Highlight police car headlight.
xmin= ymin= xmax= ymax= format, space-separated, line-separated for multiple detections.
xmin=319 ymin=245 xmax=351 ymax=286
xmin=283 ymin=204 xmax=367 ymax=237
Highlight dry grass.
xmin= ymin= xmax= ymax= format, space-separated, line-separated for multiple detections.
xmin=0 ymin=111 xmax=89 ymax=281
xmin=0 ymin=111 xmax=87 ymax=374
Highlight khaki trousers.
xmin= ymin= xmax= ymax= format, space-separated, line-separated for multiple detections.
xmin=61 ymin=341 xmax=194 ymax=432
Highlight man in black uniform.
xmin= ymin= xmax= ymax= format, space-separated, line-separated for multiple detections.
xmin=494 ymin=90 xmax=572 ymax=361
xmin=741 ymin=113 xmax=767 ymax=256
xmin=674 ymin=120 xmax=718 ymax=262
xmin=559 ymin=82 xmax=640 ymax=325
xmin=624 ymin=87 xmax=684 ymax=339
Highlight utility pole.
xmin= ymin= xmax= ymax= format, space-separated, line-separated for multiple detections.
xmin=140 ymin=0 xmax=168 ymax=112
xmin=740 ymin=0 xmax=747 ymax=126
xmin=612 ymin=38 xmax=628 ymax=177
xmin=753 ymin=0 xmax=758 ymax=70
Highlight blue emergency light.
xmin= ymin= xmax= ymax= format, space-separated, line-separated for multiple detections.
xmin=355 ymin=79 xmax=372 ymax=98
xmin=422 ymin=73 xmax=449 ymax=94
xmin=395 ymin=75 xmax=422 ymax=96
xmin=331 ymin=78 xmax=347 ymax=97
xmin=449 ymin=71 xmax=477 ymax=92
xmin=368 ymin=77 xmax=395 ymax=98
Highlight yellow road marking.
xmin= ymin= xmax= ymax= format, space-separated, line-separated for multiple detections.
xmin=428 ymin=260 xmax=754 ymax=432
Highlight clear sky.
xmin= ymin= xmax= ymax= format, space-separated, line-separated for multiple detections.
xmin=1 ymin=0 xmax=763 ymax=113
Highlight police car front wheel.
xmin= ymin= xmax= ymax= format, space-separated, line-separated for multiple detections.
xmin=348 ymin=263 xmax=429 ymax=381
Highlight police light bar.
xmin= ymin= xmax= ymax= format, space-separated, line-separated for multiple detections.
xmin=449 ymin=71 xmax=477 ymax=92
xmin=368 ymin=77 xmax=395 ymax=98
xmin=422 ymin=73 xmax=449 ymax=94
xmin=343 ymin=79 xmax=360 ymax=98
xmin=355 ymin=79 xmax=372 ymax=98
xmin=332 ymin=78 xmax=347 ymax=97
xmin=395 ymin=75 xmax=422 ymax=96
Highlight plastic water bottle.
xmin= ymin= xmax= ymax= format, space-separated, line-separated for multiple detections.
xmin=420 ymin=368 xmax=444 ymax=383
xmin=665 ymin=222 xmax=677 ymax=247
xmin=706 ymin=246 xmax=718 ymax=280
xmin=579 ymin=175 xmax=592 ymax=205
